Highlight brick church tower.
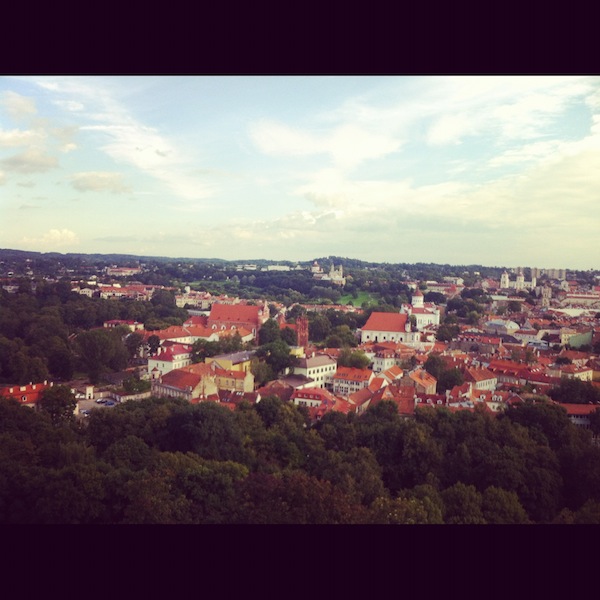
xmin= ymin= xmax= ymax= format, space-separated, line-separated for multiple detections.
xmin=296 ymin=316 xmax=309 ymax=348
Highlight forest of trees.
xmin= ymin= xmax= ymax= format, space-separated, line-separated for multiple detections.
xmin=0 ymin=282 xmax=187 ymax=385
xmin=2 ymin=392 xmax=600 ymax=524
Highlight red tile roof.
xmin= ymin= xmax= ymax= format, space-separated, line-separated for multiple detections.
xmin=362 ymin=312 xmax=408 ymax=333
xmin=208 ymin=304 xmax=263 ymax=327
xmin=334 ymin=367 xmax=373 ymax=382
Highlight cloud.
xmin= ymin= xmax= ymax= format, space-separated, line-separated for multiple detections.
xmin=0 ymin=128 xmax=39 ymax=147
xmin=0 ymin=171 xmax=5 ymax=185
xmin=21 ymin=228 xmax=80 ymax=248
xmin=53 ymin=99 xmax=84 ymax=112
xmin=1 ymin=91 xmax=37 ymax=120
xmin=0 ymin=147 xmax=59 ymax=173
xmin=93 ymin=235 xmax=139 ymax=243
xmin=249 ymin=120 xmax=401 ymax=170
xmin=427 ymin=113 xmax=476 ymax=146
xmin=19 ymin=204 xmax=40 ymax=210
xmin=71 ymin=171 xmax=131 ymax=194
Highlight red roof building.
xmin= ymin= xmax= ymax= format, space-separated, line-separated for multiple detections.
xmin=333 ymin=367 xmax=374 ymax=397
xmin=0 ymin=380 xmax=54 ymax=407
xmin=208 ymin=303 xmax=268 ymax=338
xmin=361 ymin=312 xmax=415 ymax=344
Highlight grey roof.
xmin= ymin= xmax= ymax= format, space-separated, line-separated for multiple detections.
xmin=296 ymin=354 xmax=337 ymax=369
xmin=212 ymin=350 xmax=257 ymax=364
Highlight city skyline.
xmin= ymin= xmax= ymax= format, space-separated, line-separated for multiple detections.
xmin=1 ymin=75 xmax=599 ymax=269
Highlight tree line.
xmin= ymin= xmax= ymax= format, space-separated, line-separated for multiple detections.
xmin=2 ymin=389 xmax=600 ymax=524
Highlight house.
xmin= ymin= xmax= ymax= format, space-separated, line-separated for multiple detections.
xmin=255 ymin=379 xmax=296 ymax=403
xmin=206 ymin=350 xmax=257 ymax=373
xmin=369 ymin=382 xmax=418 ymax=418
xmin=407 ymin=368 xmax=437 ymax=394
xmin=379 ymin=365 xmax=404 ymax=384
xmin=148 ymin=344 xmax=193 ymax=379
xmin=207 ymin=302 xmax=269 ymax=339
xmin=103 ymin=319 xmax=144 ymax=331
xmin=332 ymin=366 xmax=374 ymax=396
xmin=0 ymin=380 xmax=54 ymax=408
xmin=151 ymin=360 xmax=254 ymax=400
xmin=557 ymin=364 xmax=593 ymax=381
xmin=293 ymin=354 xmax=338 ymax=389
xmin=213 ymin=367 xmax=255 ymax=393
xmin=151 ymin=363 xmax=218 ymax=401
xmin=559 ymin=403 xmax=600 ymax=429
xmin=464 ymin=367 xmax=498 ymax=391
xmin=291 ymin=387 xmax=339 ymax=409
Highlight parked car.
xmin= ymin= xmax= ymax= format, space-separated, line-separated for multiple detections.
xmin=95 ymin=399 xmax=106 ymax=404
xmin=105 ymin=401 xmax=116 ymax=407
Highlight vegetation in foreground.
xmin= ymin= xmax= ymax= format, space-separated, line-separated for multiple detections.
xmin=2 ymin=392 xmax=600 ymax=524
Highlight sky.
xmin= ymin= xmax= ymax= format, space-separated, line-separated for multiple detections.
xmin=1 ymin=75 xmax=599 ymax=270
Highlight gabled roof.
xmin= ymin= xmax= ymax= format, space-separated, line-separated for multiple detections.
xmin=209 ymin=303 xmax=262 ymax=325
xmin=296 ymin=354 xmax=337 ymax=369
xmin=464 ymin=367 xmax=497 ymax=383
xmin=213 ymin=368 xmax=248 ymax=380
xmin=160 ymin=370 xmax=203 ymax=390
xmin=362 ymin=312 xmax=408 ymax=333
xmin=409 ymin=369 xmax=437 ymax=388
xmin=334 ymin=367 xmax=373 ymax=382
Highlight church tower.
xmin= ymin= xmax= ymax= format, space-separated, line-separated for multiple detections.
xmin=500 ymin=271 xmax=510 ymax=289
xmin=296 ymin=316 xmax=309 ymax=349
xmin=412 ymin=288 xmax=424 ymax=308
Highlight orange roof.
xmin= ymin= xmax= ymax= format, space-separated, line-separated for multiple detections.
xmin=560 ymin=403 xmax=600 ymax=415
xmin=409 ymin=369 xmax=437 ymax=387
xmin=362 ymin=312 xmax=408 ymax=333
xmin=334 ymin=367 xmax=373 ymax=382
xmin=209 ymin=304 xmax=262 ymax=326
xmin=465 ymin=367 xmax=497 ymax=382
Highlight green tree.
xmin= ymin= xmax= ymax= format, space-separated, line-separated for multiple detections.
xmin=38 ymin=385 xmax=77 ymax=427
xmin=255 ymin=339 xmax=296 ymax=375
xmin=75 ymin=328 xmax=128 ymax=383
xmin=481 ymin=486 xmax=530 ymax=524
xmin=507 ymin=301 xmax=521 ymax=313
xmin=424 ymin=354 xmax=445 ymax=379
xmin=147 ymin=334 xmax=161 ymax=356
xmin=125 ymin=332 xmax=145 ymax=360
xmin=337 ymin=348 xmax=370 ymax=369
xmin=438 ymin=368 xmax=464 ymax=393
xmin=258 ymin=318 xmax=281 ymax=345
xmin=441 ymin=482 xmax=486 ymax=524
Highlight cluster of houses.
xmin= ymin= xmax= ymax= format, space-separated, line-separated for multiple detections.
xmin=3 ymin=266 xmax=600 ymax=433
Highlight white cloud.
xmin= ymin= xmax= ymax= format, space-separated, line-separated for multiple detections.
xmin=1 ymin=91 xmax=37 ymax=119
xmin=1 ymin=147 xmax=59 ymax=173
xmin=427 ymin=113 xmax=475 ymax=146
xmin=0 ymin=128 xmax=39 ymax=147
xmin=21 ymin=228 xmax=80 ymax=249
xmin=53 ymin=99 xmax=84 ymax=112
xmin=249 ymin=119 xmax=401 ymax=170
xmin=71 ymin=171 xmax=131 ymax=194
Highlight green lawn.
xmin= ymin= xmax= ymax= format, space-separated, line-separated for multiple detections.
xmin=338 ymin=291 xmax=376 ymax=306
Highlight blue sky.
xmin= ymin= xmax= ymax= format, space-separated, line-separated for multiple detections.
xmin=1 ymin=75 xmax=599 ymax=269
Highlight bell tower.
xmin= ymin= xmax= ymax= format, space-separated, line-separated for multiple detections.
xmin=296 ymin=316 xmax=309 ymax=349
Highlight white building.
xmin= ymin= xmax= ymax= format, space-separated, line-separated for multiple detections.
xmin=399 ymin=289 xmax=440 ymax=330
xmin=500 ymin=270 xmax=536 ymax=291
xmin=293 ymin=354 xmax=338 ymax=389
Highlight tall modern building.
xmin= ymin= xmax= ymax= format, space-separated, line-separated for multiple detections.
xmin=530 ymin=267 xmax=566 ymax=281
